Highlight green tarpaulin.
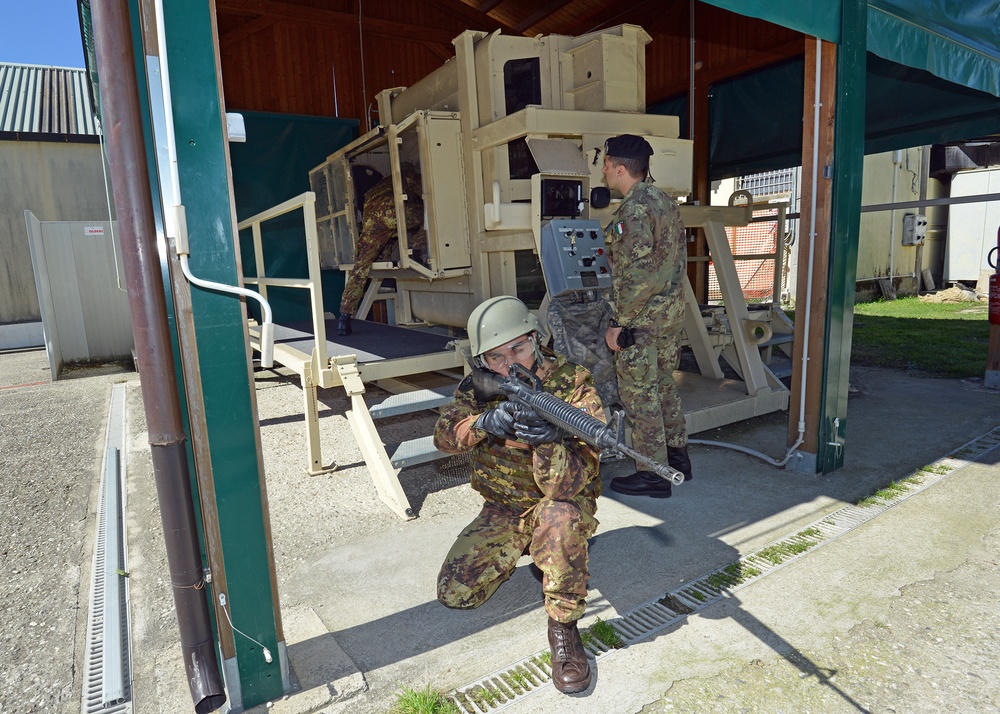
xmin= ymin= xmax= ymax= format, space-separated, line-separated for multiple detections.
xmin=701 ymin=0 xmax=1000 ymax=98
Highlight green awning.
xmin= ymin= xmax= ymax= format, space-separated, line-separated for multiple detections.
xmin=699 ymin=0 xmax=1000 ymax=98
xmin=651 ymin=53 xmax=1000 ymax=180
xmin=698 ymin=0 xmax=840 ymax=42
xmin=868 ymin=1 xmax=1000 ymax=98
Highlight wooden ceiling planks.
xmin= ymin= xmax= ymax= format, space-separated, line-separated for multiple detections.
xmin=214 ymin=0 xmax=805 ymax=118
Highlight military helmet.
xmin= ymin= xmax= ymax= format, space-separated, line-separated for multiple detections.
xmin=467 ymin=295 xmax=544 ymax=357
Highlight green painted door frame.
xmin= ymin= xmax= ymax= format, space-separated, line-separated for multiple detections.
xmin=819 ymin=0 xmax=868 ymax=472
xmin=156 ymin=0 xmax=285 ymax=708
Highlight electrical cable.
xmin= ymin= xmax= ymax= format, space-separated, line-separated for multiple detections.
xmin=218 ymin=593 xmax=273 ymax=665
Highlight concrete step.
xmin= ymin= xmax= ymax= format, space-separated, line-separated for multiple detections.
xmin=369 ymin=386 xmax=456 ymax=420
xmin=387 ymin=435 xmax=448 ymax=469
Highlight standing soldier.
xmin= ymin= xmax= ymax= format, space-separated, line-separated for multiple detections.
xmin=434 ymin=295 xmax=602 ymax=694
xmin=600 ymin=134 xmax=693 ymax=497
xmin=337 ymin=163 xmax=423 ymax=336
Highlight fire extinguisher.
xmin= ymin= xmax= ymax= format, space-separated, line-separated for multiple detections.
xmin=990 ymin=225 xmax=1000 ymax=325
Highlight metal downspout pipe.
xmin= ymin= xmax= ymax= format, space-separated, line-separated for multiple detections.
xmin=90 ymin=1 xmax=227 ymax=711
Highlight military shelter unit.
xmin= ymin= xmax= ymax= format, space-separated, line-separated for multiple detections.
xmin=79 ymin=0 xmax=1000 ymax=711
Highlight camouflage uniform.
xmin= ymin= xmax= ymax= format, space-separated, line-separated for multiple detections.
xmin=604 ymin=180 xmax=687 ymax=463
xmin=434 ymin=350 xmax=602 ymax=623
xmin=339 ymin=166 xmax=423 ymax=316
xmin=546 ymin=293 xmax=620 ymax=410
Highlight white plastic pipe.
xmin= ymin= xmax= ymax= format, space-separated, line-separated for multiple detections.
xmin=153 ymin=0 xmax=273 ymax=368
xmin=889 ymin=150 xmax=900 ymax=280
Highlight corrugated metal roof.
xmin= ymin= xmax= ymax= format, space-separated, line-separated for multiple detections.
xmin=0 ymin=63 xmax=99 ymax=137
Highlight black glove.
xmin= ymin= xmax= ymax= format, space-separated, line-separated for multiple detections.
xmin=474 ymin=402 xmax=519 ymax=440
xmin=512 ymin=408 xmax=565 ymax=446
xmin=617 ymin=326 xmax=636 ymax=348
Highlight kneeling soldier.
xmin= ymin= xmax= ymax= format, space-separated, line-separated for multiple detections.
xmin=434 ymin=295 xmax=602 ymax=694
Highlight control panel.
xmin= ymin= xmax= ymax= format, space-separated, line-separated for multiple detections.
xmin=539 ymin=219 xmax=613 ymax=297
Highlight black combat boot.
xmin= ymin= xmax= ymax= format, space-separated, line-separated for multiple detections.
xmin=608 ymin=470 xmax=672 ymax=498
xmin=337 ymin=313 xmax=352 ymax=336
xmin=547 ymin=617 xmax=591 ymax=694
xmin=667 ymin=445 xmax=693 ymax=482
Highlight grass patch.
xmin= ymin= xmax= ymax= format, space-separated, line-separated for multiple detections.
xmin=849 ymin=297 xmax=989 ymax=377
xmin=500 ymin=666 xmax=535 ymax=693
xmin=705 ymin=561 xmax=762 ymax=590
xmin=858 ymin=479 xmax=911 ymax=507
xmin=589 ymin=617 xmax=624 ymax=649
xmin=468 ymin=684 xmax=501 ymax=707
xmin=391 ymin=685 xmax=460 ymax=714
xmin=755 ymin=530 xmax=821 ymax=565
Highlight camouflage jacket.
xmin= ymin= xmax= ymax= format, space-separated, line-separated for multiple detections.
xmin=604 ymin=180 xmax=686 ymax=334
xmin=433 ymin=351 xmax=602 ymax=513
xmin=360 ymin=166 xmax=424 ymax=239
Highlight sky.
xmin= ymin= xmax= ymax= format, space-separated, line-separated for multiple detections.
xmin=0 ymin=0 xmax=86 ymax=68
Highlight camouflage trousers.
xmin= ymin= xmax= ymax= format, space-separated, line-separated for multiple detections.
xmin=339 ymin=228 xmax=395 ymax=316
xmin=546 ymin=295 xmax=620 ymax=410
xmin=437 ymin=496 xmax=598 ymax=623
xmin=615 ymin=328 xmax=687 ymax=463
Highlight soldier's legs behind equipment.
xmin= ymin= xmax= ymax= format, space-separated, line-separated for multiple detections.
xmin=658 ymin=331 xmax=691 ymax=480
xmin=609 ymin=335 xmax=668 ymax=498
xmin=338 ymin=228 xmax=395 ymax=335
xmin=609 ymin=330 xmax=680 ymax=497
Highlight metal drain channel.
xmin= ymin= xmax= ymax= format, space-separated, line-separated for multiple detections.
xmin=449 ymin=425 xmax=1000 ymax=712
xmin=81 ymin=383 xmax=133 ymax=714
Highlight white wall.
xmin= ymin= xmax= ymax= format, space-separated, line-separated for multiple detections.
xmin=0 ymin=140 xmax=114 ymax=327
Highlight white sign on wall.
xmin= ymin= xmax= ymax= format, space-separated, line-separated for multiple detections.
xmin=84 ymin=226 xmax=105 ymax=236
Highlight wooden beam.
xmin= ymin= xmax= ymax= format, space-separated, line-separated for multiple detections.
xmin=219 ymin=15 xmax=278 ymax=50
xmin=399 ymin=0 xmax=517 ymax=36
xmin=513 ymin=0 xmax=574 ymax=34
xmin=689 ymin=53 xmax=711 ymax=301
xmin=787 ymin=37 xmax=836 ymax=456
xmin=217 ymin=0 xmax=461 ymax=46
xmin=650 ymin=37 xmax=804 ymax=104
xmin=477 ymin=0 xmax=508 ymax=13
xmin=700 ymin=38 xmax=805 ymax=84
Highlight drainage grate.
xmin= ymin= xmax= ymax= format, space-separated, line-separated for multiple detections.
xmin=81 ymin=383 xmax=133 ymax=714
xmin=448 ymin=425 xmax=1000 ymax=712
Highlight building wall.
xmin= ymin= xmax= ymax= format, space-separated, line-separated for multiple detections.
xmin=709 ymin=147 xmax=939 ymax=308
xmin=0 ymin=139 xmax=111 ymax=325
xmin=855 ymin=147 xmax=924 ymax=297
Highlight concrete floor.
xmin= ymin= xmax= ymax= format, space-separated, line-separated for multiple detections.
xmin=4 ymin=346 xmax=997 ymax=713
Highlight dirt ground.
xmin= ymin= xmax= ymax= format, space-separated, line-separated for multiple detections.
xmin=0 ymin=350 xmax=132 ymax=713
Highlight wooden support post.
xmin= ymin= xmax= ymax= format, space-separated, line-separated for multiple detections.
xmin=689 ymin=1 xmax=711 ymax=303
xmin=787 ymin=37 xmax=836 ymax=467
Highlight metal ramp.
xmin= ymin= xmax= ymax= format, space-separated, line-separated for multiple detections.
xmin=239 ymin=193 xmax=470 ymax=520
xmin=250 ymin=315 xmax=467 ymax=520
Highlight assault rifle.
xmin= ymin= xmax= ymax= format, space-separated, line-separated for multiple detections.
xmin=471 ymin=363 xmax=685 ymax=486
